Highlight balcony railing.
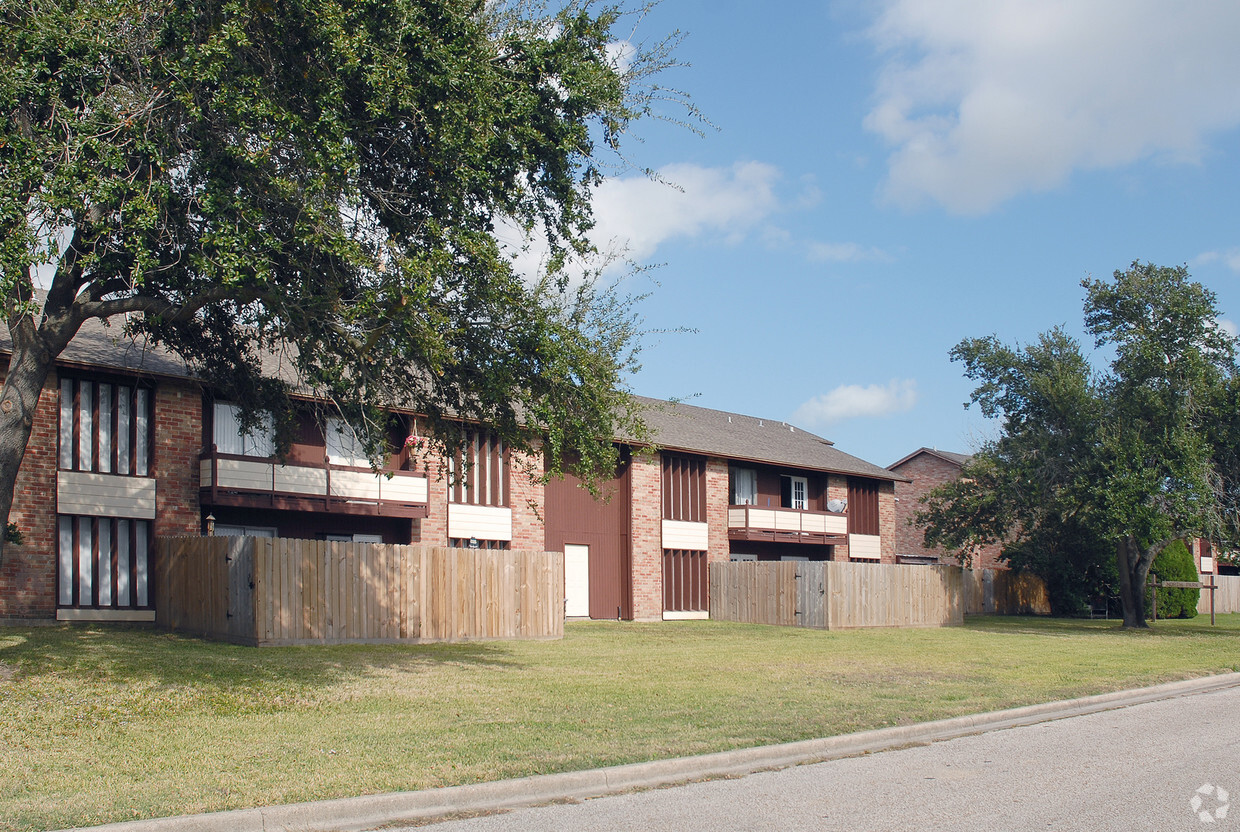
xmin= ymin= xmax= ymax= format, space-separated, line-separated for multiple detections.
xmin=199 ymin=449 xmax=429 ymax=517
xmin=727 ymin=504 xmax=847 ymax=545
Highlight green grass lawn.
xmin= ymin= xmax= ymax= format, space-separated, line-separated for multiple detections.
xmin=2 ymin=615 xmax=1238 ymax=831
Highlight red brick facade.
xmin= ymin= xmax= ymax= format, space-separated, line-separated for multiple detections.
xmin=3 ymin=355 xmax=904 ymax=623
xmin=878 ymin=480 xmax=897 ymax=563
xmin=705 ymin=457 xmax=729 ymax=564
xmin=1 ymin=374 xmax=58 ymax=620
xmin=629 ymin=453 xmax=662 ymax=621
xmin=508 ymin=450 xmax=545 ymax=551
xmin=827 ymin=474 xmax=849 ymax=560
xmin=890 ymin=450 xmax=1004 ymax=569
xmin=152 ymin=382 xmax=203 ymax=539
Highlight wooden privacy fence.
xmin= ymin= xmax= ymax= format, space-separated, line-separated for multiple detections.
xmin=709 ymin=561 xmax=964 ymax=630
xmin=1199 ymin=575 xmax=1240 ymax=615
xmin=964 ymin=568 xmax=1052 ymax=615
xmin=156 ymin=537 xmax=564 ymax=645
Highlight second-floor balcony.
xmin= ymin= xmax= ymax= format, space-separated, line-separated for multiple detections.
xmin=727 ymin=504 xmax=847 ymax=545
xmin=199 ymin=449 xmax=429 ymax=518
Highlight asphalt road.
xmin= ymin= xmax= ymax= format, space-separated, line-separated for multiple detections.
xmin=409 ymin=685 xmax=1240 ymax=832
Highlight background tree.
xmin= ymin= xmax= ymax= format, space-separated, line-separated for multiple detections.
xmin=0 ymin=0 xmax=692 ymax=565
xmin=918 ymin=263 xmax=1236 ymax=627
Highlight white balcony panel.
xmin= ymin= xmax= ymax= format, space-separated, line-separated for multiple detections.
xmin=801 ymin=513 xmax=828 ymax=533
xmin=330 ymin=469 xmax=383 ymax=501
xmin=745 ymin=508 xmax=778 ymax=529
xmin=215 ymin=459 xmax=274 ymax=491
xmin=849 ymin=533 xmax=881 ymax=560
xmin=199 ymin=458 xmax=213 ymax=486
xmin=728 ymin=507 xmax=747 ymax=527
xmin=825 ymin=514 xmax=848 ymax=534
xmin=774 ymin=510 xmax=803 ymax=532
xmin=662 ymin=519 xmax=709 ymax=551
xmin=275 ymin=465 xmax=327 ymax=495
xmin=57 ymin=471 xmax=156 ymax=520
xmin=382 ymin=475 xmax=428 ymax=503
xmin=448 ymin=504 xmax=513 ymax=541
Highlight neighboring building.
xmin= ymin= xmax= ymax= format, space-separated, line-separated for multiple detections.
xmin=887 ymin=447 xmax=1004 ymax=569
xmin=2 ymin=323 xmax=901 ymax=623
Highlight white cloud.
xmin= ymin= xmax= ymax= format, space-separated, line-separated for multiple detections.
xmin=792 ymin=379 xmax=919 ymax=427
xmin=1195 ymin=249 xmax=1240 ymax=273
xmin=1219 ymin=318 xmax=1238 ymax=340
xmin=865 ymin=1 xmax=1240 ymax=214
xmin=806 ymin=241 xmax=892 ymax=263
xmin=498 ymin=161 xmax=782 ymax=281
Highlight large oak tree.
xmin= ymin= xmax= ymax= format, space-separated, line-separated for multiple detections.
xmin=0 ymin=0 xmax=686 ymax=564
xmin=918 ymin=264 xmax=1237 ymax=627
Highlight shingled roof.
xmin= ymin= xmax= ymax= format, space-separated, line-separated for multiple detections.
xmin=630 ymin=396 xmax=901 ymax=482
xmin=4 ymin=320 xmax=898 ymax=482
xmin=887 ymin=447 xmax=973 ymax=470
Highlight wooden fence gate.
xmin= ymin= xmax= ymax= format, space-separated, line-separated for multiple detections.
xmin=709 ymin=561 xmax=964 ymax=629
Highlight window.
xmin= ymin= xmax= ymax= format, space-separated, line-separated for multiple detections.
xmin=448 ymin=429 xmax=508 ymax=506
xmin=325 ymin=417 xmax=366 ymax=466
xmin=662 ymin=455 xmax=705 ymax=521
xmin=729 ymin=467 xmax=757 ymax=506
xmin=781 ymin=475 xmax=808 ymax=510
xmin=58 ymin=516 xmax=150 ymax=609
xmin=59 ymin=378 xmax=151 ymax=475
xmin=214 ymin=524 xmax=277 ymax=538
xmin=212 ymin=402 xmax=274 ymax=458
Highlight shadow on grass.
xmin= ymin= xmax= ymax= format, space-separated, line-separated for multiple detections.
xmin=0 ymin=623 xmax=523 ymax=695
xmin=963 ymin=613 xmax=1240 ymax=639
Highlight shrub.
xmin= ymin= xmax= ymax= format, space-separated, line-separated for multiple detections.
xmin=4 ymin=522 xmax=22 ymax=545
xmin=1146 ymin=539 xmax=1199 ymax=619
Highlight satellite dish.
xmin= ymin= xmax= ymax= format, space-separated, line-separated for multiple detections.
xmin=827 ymin=498 xmax=847 ymax=513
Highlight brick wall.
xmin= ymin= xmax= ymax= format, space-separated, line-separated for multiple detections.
xmin=412 ymin=456 xmax=449 ymax=545
xmin=153 ymin=381 xmax=203 ymax=538
xmin=705 ymin=457 xmax=729 ymax=563
xmin=878 ymin=480 xmax=897 ymax=563
xmin=629 ymin=452 xmax=662 ymax=621
xmin=827 ymin=474 xmax=849 ymax=560
xmin=509 ymin=449 xmax=545 ymax=551
xmin=891 ymin=451 xmax=1004 ymax=569
xmin=1 ymin=373 xmax=59 ymax=620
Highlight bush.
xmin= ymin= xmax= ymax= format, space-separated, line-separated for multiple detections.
xmin=1146 ymin=539 xmax=1199 ymax=619
xmin=4 ymin=522 xmax=22 ymax=545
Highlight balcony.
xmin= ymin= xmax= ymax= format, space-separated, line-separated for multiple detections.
xmin=727 ymin=505 xmax=847 ymax=545
xmin=199 ymin=450 xmax=429 ymax=518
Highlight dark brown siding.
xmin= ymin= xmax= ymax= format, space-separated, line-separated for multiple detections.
xmin=848 ymin=478 xmax=880 ymax=536
xmin=662 ymin=454 xmax=705 ymax=521
xmin=544 ymin=452 xmax=632 ymax=619
xmin=662 ymin=550 xmax=707 ymax=611
xmin=449 ymin=429 xmax=508 ymax=506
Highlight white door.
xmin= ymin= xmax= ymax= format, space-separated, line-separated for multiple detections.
xmin=564 ymin=544 xmax=590 ymax=618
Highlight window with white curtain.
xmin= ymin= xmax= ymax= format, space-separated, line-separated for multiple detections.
xmin=212 ymin=402 xmax=274 ymax=457
xmin=325 ymin=417 xmax=366 ymax=466
xmin=730 ymin=467 xmax=757 ymax=506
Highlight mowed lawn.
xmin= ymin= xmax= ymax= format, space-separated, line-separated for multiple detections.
xmin=2 ymin=616 xmax=1238 ymax=831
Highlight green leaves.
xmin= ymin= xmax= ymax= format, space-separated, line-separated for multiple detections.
xmin=919 ymin=263 xmax=1238 ymax=623
xmin=2 ymin=0 xmax=675 ymax=491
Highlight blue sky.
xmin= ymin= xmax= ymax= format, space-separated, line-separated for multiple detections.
xmin=562 ymin=0 xmax=1240 ymax=468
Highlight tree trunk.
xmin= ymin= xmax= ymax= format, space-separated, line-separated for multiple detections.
xmin=1116 ymin=535 xmax=1173 ymax=628
xmin=1116 ymin=535 xmax=1149 ymax=628
xmin=0 ymin=335 xmax=57 ymax=569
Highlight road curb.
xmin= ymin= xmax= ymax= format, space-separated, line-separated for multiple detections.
xmin=60 ymin=672 xmax=1240 ymax=832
